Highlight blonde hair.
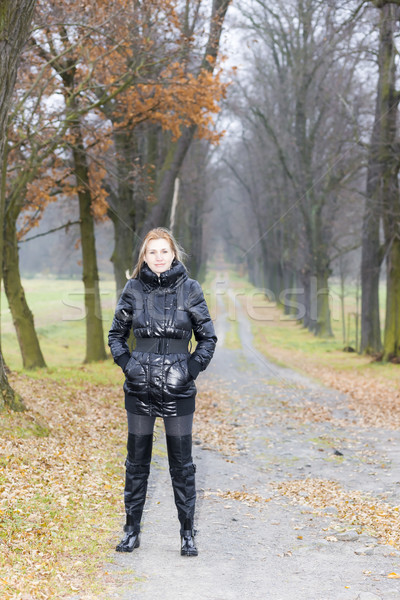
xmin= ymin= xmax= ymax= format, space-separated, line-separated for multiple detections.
xmin=131 ymin=227 xmax=186 ymax=279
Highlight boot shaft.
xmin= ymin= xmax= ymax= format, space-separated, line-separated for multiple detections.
xmin=166 ymin=434 xmax=196 ymax=530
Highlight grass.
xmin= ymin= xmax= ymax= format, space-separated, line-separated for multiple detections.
xmin=0 ymin=366 xmax=126 ymax=600
xmin=225 ymin=273 xmax=400 ymax=385
xmin=1 ymin=277 xmax=116 ymax=369
xmin=26 ymin=361 xmax=120 ymax=387
xmin=0 ymin=276 xmax=129 ymax=598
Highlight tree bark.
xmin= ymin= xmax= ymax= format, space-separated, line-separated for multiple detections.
xmin=70 ymin=118 xmax=107 ymax=363
xmin=360 ymin=157 xmax=383 ymax=354
xmin=0 ymin=0 xmax=36 ymax=410
xmin=311 ymin=208 xmax=333 ymax=338
xmin=141 ymin=126 xmax=197 ymax=233
xmin=380 ymin=5 xmax=400 ymax=360
xmin=174 ymin=140 xmax=210 ymax=280
xmin=109 ymin=210 xmax=136 ymax=296
xmin=300 ymin=269 xmax=312 ymax=331
xmin=361 ymin=4 xmax=399 ymax=355
xmin=314 ymin=270 xmax=333 ymax=337
xmin=384 ymin=236 xmax=400 ymax=359
xmin=108 ymin=129 xmax=137 ymax=296
xmin=0 ymin=0 xmax=36 ymax=154
xmin=3 ymin=204 xmax=46 ymax=368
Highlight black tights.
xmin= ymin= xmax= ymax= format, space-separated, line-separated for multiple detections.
xmin=127 ymin=411 xmax=193 ymax=437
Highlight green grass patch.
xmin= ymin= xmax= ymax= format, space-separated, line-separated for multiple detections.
xmin=223 ymin=271 xmax=400 ymax=383
xmin=1 ymin=277 xmax=115 ymax=370
xmin=224 ymin=318 xmax=241 ymax=352
xmin=25 ymin=360 xmax=121 ymax=387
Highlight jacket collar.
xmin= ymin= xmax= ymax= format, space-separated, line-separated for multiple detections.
xmin=139 ymin=258 xmax=188 ymax=291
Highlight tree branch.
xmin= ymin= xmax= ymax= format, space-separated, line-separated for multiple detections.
xmin=19 ymin=220 xmax=81 ymax=243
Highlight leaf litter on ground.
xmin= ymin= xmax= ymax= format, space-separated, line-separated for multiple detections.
xmin=0 ymin=371 xmax=240 ymax=599
xmin=273 ymin=478 xmax=400 ymax=549
xmin=1 ymin=372 xmax=130 ymax=600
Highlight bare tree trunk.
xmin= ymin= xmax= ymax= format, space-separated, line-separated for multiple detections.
xmin=108 ymin=141 xmax=136 ymax=296
xmin=314 ymin=270 xmax=333 ymax=337
xmin=380 ymin=5 xmax=400 ymax=360
xmin=0 ymin=0 xmax=36 ymax=411
xmin=361 ymin=4 xmax=400 ymax=357
xmin=3 ymin=205 xmax=46 ymax=368
xmin=108 ymin=122 xmax=167 ymax=294
xmin=0 ymin=1 xmax=36 ymax=149
xmin=313 ymin=211 xmax=333 ymax=337
xmin=301 ymin=270 xmax=312 ymax=331
xmin=384 ymin=237 xmax=400 ymax=359
xmin=360 ymin=175 xmax=383 ymax=354
xmin=142 ymin=126 xmax=197 ymax=233
xmin=71 ymin=118 xmax=107 ymax=363
xmin=174 ymin=140 xmax=210 ymax=280
xmin=360 ymin=7 xmax=389 ymax=354
xmin=109 ymin=211 xmax=135 ymax=296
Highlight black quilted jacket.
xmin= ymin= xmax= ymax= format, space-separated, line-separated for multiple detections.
xmin=108 ymin=259 xmax=217 ymax=417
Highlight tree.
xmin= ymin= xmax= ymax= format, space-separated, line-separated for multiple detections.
xmin=360 ymin=1 xmax=400 ymax=360
xmin=139 ymin=0 xmax=231 ymax=235
xmin=225 ymin=0 xmax=367 ymax=336
xmin=3 ymin=0 xmax=229 ymax=370
xmin=0 ymin=0 xmax=37 ymax=409
xmin=102 ymin=0 xmax=231 ymax=294
xmin=3 ymin=62 xmax=69 ymax=369
xmin=173 ymin=138 xmax=214 ymax=281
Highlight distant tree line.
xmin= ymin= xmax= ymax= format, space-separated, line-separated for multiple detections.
xmin=217 ymin=0 xmax=400 ymax=361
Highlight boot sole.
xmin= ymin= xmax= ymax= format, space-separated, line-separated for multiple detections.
xmin=116 ymin=539 xmax=140 ymax=552
xmin=181 ymin=549 xmax=198 ymax=556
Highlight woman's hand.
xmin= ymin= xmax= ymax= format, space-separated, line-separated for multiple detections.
xmin=115 ymin=352 xmax=130 ymax=373
xmin=187 ymin=356 xmax=201 ymax=380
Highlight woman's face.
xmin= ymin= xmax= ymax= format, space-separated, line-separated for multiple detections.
xmin=144 ymin=238 xmax=175 ymax=275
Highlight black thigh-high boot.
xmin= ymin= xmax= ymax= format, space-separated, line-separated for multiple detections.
xmin=116 ymin=432 xmax=153 ymax=552
xmin=166 ymin=434 xmax=198 ymax=556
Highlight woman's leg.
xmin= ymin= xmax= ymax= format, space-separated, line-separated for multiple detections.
xmin=163 ymin=413 xmax=193 ymax=437
xmin=127 ymin=412 xmax=156 ymax=436
xmin=116 ymin=413 xmax=156 ymax=552
xmin=164 ymin=413 xmax=198 ymax=556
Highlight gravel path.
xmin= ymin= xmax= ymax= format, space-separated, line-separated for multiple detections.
xmin=102 ymin=274 xmax=400 ymax=600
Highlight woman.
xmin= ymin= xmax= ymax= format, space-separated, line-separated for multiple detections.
xmin=108 ymin=227 xmax=217 ymax=556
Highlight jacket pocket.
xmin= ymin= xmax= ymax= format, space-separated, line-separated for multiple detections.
xmin=165 ymin=358 xmax=192 ymax=391
xmin=124 ymin=354 xmax=145 ymax=381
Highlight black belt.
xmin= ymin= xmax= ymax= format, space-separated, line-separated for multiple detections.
xmin=134 ymin=338 xmax=189 ymax=354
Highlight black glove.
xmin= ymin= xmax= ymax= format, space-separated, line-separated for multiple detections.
xmin=188 ymin=356 xmax=201 ymax=380
xmin=115 ymin=352 xmax=130 ymax=373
